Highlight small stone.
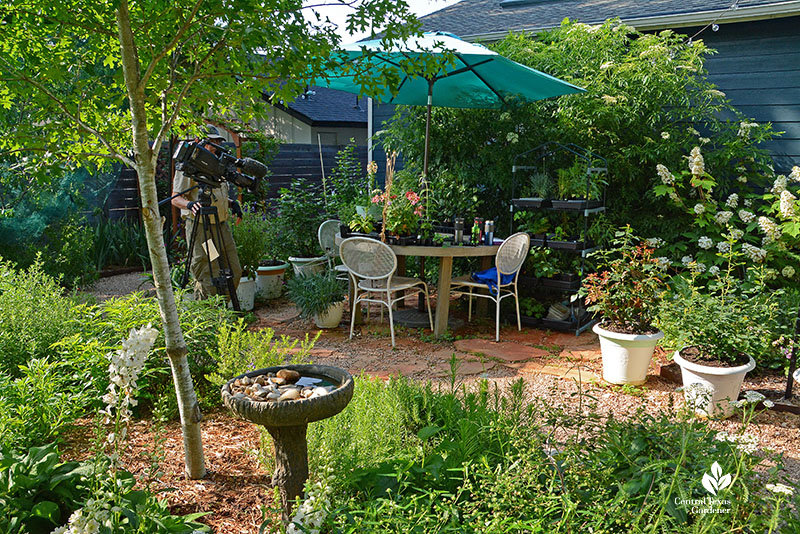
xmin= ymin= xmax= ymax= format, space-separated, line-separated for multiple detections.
xmin=279 ymin=389 xmax=301 ymax=401
xmin=278 ymin=385 xmax=297 ymax=391
xmin=234 ymin=379 xmax=242 ymax=387
xmin=313 ymin=387 xmax=329 ymax=397
xmin=301 ymin=389 xmax=313 ymax=398
xmin=233 ymin=392 xmax=247 ymax=401
xmin=267 ymin=372 xmax=276 ymax=378
xmin=271 ymin=377 xmax=286 ymax=386
xmin=241 ymin=376 xmax=252 ymax=385
xmin=267 ymin=392 xmax=281 ymax=401
xmin=255 ymin=375 xmax=268 ymax=386
xmin=277 ymin=369 xmax=301 ymax=383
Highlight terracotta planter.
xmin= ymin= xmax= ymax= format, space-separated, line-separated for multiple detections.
xmin=256 ymin=261 xmax=288 ymax=299
xmin=673 ymin=349 xmax=756 ymax=418
xmin=313 ymin=301 xmax=344 ymax=329
xmin=593 ymin=324 xmax=664 ymax=385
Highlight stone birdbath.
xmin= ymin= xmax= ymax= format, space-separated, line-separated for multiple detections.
xmin=222 ymin=364 xmax=354 ymax=520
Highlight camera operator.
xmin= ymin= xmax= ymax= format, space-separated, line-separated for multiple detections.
xmin=171 ymin=126 xmax=244 ymax=300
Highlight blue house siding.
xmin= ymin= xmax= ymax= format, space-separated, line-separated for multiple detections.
xmin=686 ymin=15 xmax=800 ymax=172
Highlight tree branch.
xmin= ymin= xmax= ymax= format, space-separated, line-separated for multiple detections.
xmin=139 ymin=0 xmax=205 ymax=89
xmin=0 ymin=58 xmax=128 ymax=165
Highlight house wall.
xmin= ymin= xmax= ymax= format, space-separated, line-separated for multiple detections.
xmin=258 ymin=107 xmax=367 ymax=146
xmin=699 ymin=15 xmax=800 ymax=172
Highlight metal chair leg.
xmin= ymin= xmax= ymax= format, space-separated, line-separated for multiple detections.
xmin=423 ymin=285 xmax=433 ymax=330
xmin=387 ymin=295 xmax=396 ymax=347
xmin=514 ymin=289 xmax=522 ymax=331
xmin=468 ymin=287 xmax=473 ymax=322
xmin=495 ymin=295 xmax=501 ymax=342
xmin=349 ymin=289 xmax=358 ymax=340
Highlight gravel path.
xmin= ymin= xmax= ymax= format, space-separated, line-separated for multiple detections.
xmin=84 ymin=271 xmax=154 ymax=301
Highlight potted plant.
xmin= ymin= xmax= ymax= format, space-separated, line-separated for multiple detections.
xmin=552 ymin=159 xmax=606 ymax=210
xmin=515 ymin=171 xmax=553 ymax=208
xmin=231 ymin=208 xmax=272 ymax=311
xmin=286 ymin=271 xmax=346 ymax=329
xmin=382 ymin=190 xmax=424 ymax=240
xmin=276 ymin=179 xmax=326 ymax=276
xmin=583 ymin=227 xmax=665 ymax=385
xmin=657 ymin=265 xmax=775 ymax=418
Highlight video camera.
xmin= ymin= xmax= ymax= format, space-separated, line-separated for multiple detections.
xmin=173 ymin=139 xmax=268 ymax=192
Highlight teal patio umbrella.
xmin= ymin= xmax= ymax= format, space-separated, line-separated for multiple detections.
xmin=325 ymin=31 xmax=586 ymax=177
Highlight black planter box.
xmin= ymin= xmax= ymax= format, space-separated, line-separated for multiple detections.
xmin=551 ymin=199 xmax=603 ymax=211
xmin=546 ymin=235 xmax=592 ymax=250
xmin=540 ymin=273 xmax=581 ymax=291
xmin=513 ymin=197 xmax=552 ymax=209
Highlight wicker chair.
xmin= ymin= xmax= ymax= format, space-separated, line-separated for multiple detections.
xmin=339 ymin=237 xmax=433 ymax=347
xmin=317 ymin=219 xmax=349 ymax=280
xmin=450 ymin=232 xmax=531 ymax=341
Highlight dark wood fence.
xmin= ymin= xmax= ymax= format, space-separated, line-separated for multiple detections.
xmin=264 ymin=143 xmax=367 ymax=198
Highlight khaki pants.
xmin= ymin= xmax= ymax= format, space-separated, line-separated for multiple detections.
xmin=184 ymin=217 xmax=242 ymax=300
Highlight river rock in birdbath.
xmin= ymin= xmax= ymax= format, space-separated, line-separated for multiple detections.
xmin=225 ymin=367 xmax=344 ymax=405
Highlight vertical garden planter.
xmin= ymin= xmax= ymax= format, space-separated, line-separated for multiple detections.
xmin=593 ymin=324 xmax=664 ymax=385
xmin=673 ymin=350 xmax=756 ymax=418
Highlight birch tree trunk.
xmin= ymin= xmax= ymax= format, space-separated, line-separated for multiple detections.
xmin=115 ymin=1 xmax=206 ymax=479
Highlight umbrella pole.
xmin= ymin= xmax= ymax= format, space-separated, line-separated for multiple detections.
xmin=418 ymin=79 xmax=434 ymax=314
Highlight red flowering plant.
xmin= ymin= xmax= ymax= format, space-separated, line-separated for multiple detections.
xmin=375 ymin=189 xmax=424 ymax=236
xmin=582 ymin=226 xmax=665 ymax=334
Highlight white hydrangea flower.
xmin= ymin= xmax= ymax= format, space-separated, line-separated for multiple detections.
xmin=689 ymin=147 xmax=704 ymax=175
xmin=758 ymin=216 xmax=781 ymax=241
xmin=699 ymin=137 xmax=710 ymax=145
xmin=744 ymin=198 xmax=753 ymax=207
xmin=742 ymin=243 xmax=767 ymax=263
xmin=694 ymin=203 xmax=705 ymax=215
xmin=656 ymin=164 xmax=674 ymax=185
xmin=709 ymin=265 xmax=720 ymax=276
xmin=790 ymin=166 xmax=800 ymax=183
xmin=780 ymin=190 xmax=796 ymax=219
xmin=772 ymin=175 xmax=788 ymax=194
xmin=737 ymin=121 xmax=759 ymax=138
xmin=698 ymin=236 xmax=713 ymax=249
xmin=692 ymin=262 xmax=707 ymax=273
xmin=646 ymin=237 xmax=665 ymax=248
xmin=681 ymin=255 xmax=694 ymax=266
xmin=764 ymin=268 xmax=778 ymax=280
xmin=782 ymin=266 xmax=795 ymax=278
xmin=728 ymin=228 xmax=744 ymax=241
xmin=738 ymin=209 xmax=756 ymax=223
xmin=737 ymin=175 xmax=748 ymax=183
xmin=715 ymin=211 xmax=733 ymax=225
xmin=725 ymin=193 xmax=739 ymax=208
xmin=669 ymin=191 xmax=680 ymax=202
xmin=661 ymin=131 xmax=670 ymax=140
xmin=655 ymin=257 xmax=670 ymax=271
xmin=766 ymin=483 xmax=794 ymax=496
xmin=716 ymin=241 xmax=730 ymax=254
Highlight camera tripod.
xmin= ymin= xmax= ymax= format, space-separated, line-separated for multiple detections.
xmin=179 ymin=185 xmax=241 ymax=311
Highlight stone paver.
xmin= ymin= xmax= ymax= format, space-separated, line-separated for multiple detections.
xmin=558 ymin=349 xmax=601 ymax=361
xmin=454 ymin=339 xmax=549 ymax=362
xmin=431 ymin=359 xmax=496 ymax=378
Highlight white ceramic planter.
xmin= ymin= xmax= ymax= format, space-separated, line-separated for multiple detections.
xmin=256 ymin=261 xmax=287 ymax=299
xmin=288 ymin=256 xmax=326 ymax=277
xmin=593 ymin=324 xmax=664 ymax=385
xmin=313 ymin=301 xmax=344 ymax=329
xmin=673 ymin=350 xmax=756 ymax=418
xmin=235 ymin=277 xmax=256 ymax=311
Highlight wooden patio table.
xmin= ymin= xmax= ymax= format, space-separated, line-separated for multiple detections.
xmin=336 ymin=234 xmax=499 ymax=337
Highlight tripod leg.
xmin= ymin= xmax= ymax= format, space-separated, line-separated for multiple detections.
xmin=211 ymin=219 xmax=241 ymax=312
xmin=181 ymin=217 xmax=198 ymax=289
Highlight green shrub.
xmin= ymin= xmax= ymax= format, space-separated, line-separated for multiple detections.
xmin=0 ymin=358 xmax=92 ymax=451
xmin=0 ymin=259 xmax=83 ymax=376
xmin=287 ymin=378 xmax=798 ymax=533
xmin=286 ymin=271 xmax=346 ymax=318
xmin=91 ymin=219 xmax=149 ymax=271
xmin=206 ymin=319 xmax=316 ymax=391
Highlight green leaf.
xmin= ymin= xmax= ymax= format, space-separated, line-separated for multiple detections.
xmin=417 ymin=425 xmax=442 ymax=441
xmin=31 ymin=500 xmax=60 ymax=524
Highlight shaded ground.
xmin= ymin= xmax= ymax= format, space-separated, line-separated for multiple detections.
xmin=65 ymin=276 xmax=800 ymax=533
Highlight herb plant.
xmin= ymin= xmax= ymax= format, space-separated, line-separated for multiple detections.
xmin=286 ymin=271 xmax=346 ymax=318
xmin=231 ymin=208 xmax=269 ymax=278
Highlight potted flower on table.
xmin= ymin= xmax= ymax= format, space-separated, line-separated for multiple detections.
xmin=377 ymin=189 xmax=424 ymax=244
xmin=583 ymin=227 xmax=665 ymax=385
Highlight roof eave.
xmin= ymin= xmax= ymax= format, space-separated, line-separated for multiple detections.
xmin=459 ymin=0 xmax=800 ymax=41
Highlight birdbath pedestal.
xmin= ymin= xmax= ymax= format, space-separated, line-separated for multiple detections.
xmin=222 ymin=364 xmax=354 ymax=520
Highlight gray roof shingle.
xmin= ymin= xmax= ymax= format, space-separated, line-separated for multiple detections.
xmin=273 ymin=86 xmax=366 ymax=126
xmin=420 ymin=0 xmax=800 ymax=38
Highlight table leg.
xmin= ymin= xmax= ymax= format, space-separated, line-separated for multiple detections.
xmin=434 ymin=256 xmax=453 ymax=337
xmin=396 ymin=256 xmax=406 ymax=308
xmin=417 ymin=257 xmax=426 ymax=312
xmin=475 ymin=256 xmax=492 ymax=316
